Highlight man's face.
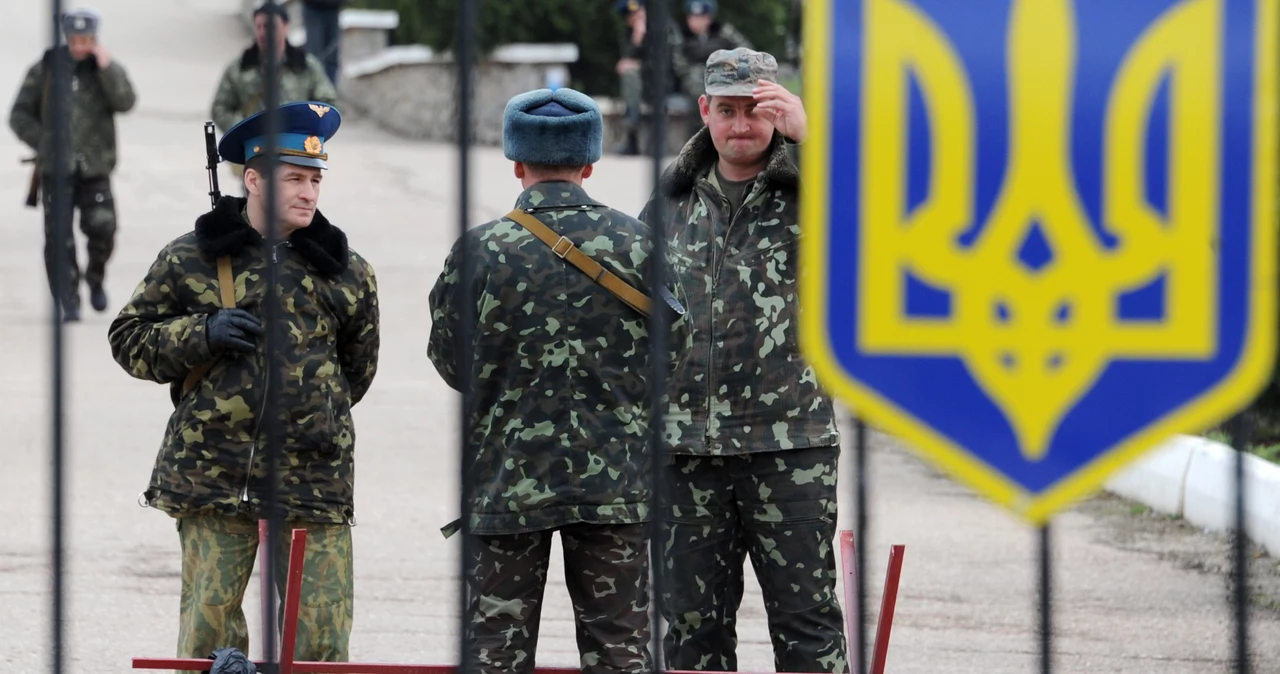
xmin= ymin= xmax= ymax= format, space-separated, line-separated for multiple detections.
xmin=700 ymin=94 xmax=774 ymax=165
xmin=67 ymin=34 xmax=96 ymax=62
xmin=253 ymin=14 xmax=287 ymax=53
xmin=686 ymin=13 xmax=712 ymax=36
xmin=628 ymin=8 xmax=647 ymax=29
xmin=249 ymin=163 xmax=323 ymax=231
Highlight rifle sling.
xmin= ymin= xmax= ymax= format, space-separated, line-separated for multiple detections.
xmin=505 ymin=209 xmax=653 ymax=318
xmin=181 ymin=256 xmax=236 ymax=397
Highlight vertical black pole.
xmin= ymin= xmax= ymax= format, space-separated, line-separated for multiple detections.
xmin=646 ymin=0 xmax=672 ymax=671
xmin=1038 ymin=524 xmax=1052 ymax=674
xmin=455 ymin=1 xmax=478 ymax=673
xmin=47 ymin=2 xmax=69 ymax=673
xmin=260 ymin=2 xmax=283 ymax=666
xmin=1230 ymin=414 xmax=1251 ymax=674
xmin=853 ymin=419 xmax=869 ymax=674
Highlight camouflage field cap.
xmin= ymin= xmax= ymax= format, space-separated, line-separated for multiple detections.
xmin=704 ymin=48 xmax=778 ymax=96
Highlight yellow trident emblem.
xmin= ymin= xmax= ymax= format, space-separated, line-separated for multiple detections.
xmin=859 ymin=0 xmax=1221 ymax=459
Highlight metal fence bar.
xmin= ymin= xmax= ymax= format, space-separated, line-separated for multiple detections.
xmin=645 ymin=0 xmax=672 ymax=670
xmin=853 ymin=419 xmax=869 ymax=674
xmin=1230 ymin=414 xmax=1252 ymax=673
xmin=260 ymin=2 xmax=286 ymax=668
xmin=1038 ymin=524 xmax=1052 ymax=674
xmin=869 ymin=545 xmax=906 ymax=674
xmin=47 ymin=1 xmax=70 ymax=673
xmin=454 ymin=1 xmax=478 ymax=673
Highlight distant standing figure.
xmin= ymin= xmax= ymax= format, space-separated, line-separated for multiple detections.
xmin=302 ymin=0 xmax=346 ymax=85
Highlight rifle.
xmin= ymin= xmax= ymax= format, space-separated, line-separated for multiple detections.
xmin=204 ymin=121 xmax=221 ymax=208
xmin=23 ymin=156 xmax=39 ymax=208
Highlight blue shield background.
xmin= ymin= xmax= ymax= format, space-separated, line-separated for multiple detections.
xmin=823 ymin=0 xmax=1265 ymax=494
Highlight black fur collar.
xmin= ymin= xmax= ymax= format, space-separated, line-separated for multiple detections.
xmin=195 ymin=196 xmax=349 ymax=276
xmin=660 ymin=127 xmax=799 ymax=197
xmin=239 ymin=43 xmax=309 ymax=72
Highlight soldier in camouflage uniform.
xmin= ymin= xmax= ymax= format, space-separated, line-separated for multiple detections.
xmin=672 ymin=1 xmax=752 ymax=102
xmin=640 ymin=49 xmax=848 ymax=673
xmin=428 ymin=87 xmax=689 ymax=674
xmin=613 ymin=0 xmax=681 ymax=155
xmin=8 ymin=8 xmax=136 ymax=321
xmin=108 ymin=101 xmax=378 ymax=669
xmin=211 ymin=3 xmax=337 ymax=188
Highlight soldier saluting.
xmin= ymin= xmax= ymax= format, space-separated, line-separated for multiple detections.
xmin=642 ymin=48 xmax=849 ymax=673
xmin=108 ymin=101 xmax=379 ymax=666
xmin=8 ymin=7 xmax=136 ymax=321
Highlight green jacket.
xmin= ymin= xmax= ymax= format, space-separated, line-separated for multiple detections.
xmin=109 ymin=197 xmax=380 ymax=524
xmin=428 ymin=182 xmax=690 ymax=535
xmin=641 ymin=129 xmax=840 ymax=456
xmin=8 ymin=48 xmax=136 ymax=177
xmin=211 ymin=44 xmax=337 ymax=134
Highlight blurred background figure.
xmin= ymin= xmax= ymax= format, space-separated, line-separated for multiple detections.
xmin=303 ymin=0 xmax=346 ymax=84
xmin=8 ymin=6 xmax=136 ymax=321
xmin=673 ymin=0 xmax=752 ymax=103
xmin=210 ymin=1 xmax=336 ymax=190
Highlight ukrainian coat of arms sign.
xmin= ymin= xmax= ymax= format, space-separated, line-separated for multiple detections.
xmin=800 ymin=0 xmax=1277 ymax=521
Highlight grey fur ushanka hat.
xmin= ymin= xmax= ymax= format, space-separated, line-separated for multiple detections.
xmin=502 ymin=88 xmax=603 ymax=166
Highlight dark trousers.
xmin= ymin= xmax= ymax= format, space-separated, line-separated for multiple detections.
xmin=661 ymin=446 xmax=849 ymax=673
xmin=303 ymin=4 xmax=341 ymax=84
xmin=466 ymin=523 xmax=652 ymax=674
xmin=41 ymin=174 xmax=117 ymax=310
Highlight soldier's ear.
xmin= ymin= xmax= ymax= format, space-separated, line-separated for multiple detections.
xmin=514 ymin=162 xmax=527 ymax=180
xmin=699 ymin=95 xmax=712 ymax=123
xmin=581 ymin=164 xmax=595 ymax=180
xmin=244 ymin=167 xmax=261 ymax=197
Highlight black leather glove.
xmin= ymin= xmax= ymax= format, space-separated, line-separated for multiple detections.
xmin=205 ymin=308 xmax=264 ymax=355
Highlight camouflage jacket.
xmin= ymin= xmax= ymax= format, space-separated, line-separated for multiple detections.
xmin=641 ymin=129 xmax=840 ymax=456
xmin=108 ymin=196 xmax=379 ymax=524
xmin=428 ymin=182 xmax=691 ymax=536
xmin=8 ymin=47 xmax=136 ymax=177
xmin=673 ymin=22 xmax=753 ymax=77
xmin=210 ymin=44 xmax=337 ymax=134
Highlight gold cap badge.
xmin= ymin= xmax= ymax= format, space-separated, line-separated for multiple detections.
xmin=309 ymin=104 xmax=331 ymax=118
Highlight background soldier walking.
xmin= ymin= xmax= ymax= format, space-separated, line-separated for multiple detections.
xmin=428 ymin=87 xmax=689 ymax=674
xmin=642 ymin=49 xmax=849 ymax=673
xmin=8 ymin=7 xmax=136 ymax=321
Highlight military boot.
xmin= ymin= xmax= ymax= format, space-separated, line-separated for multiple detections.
xmin=89 ymin=282 xmax=108 ymax=312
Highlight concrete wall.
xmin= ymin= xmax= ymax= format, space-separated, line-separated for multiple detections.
xmin=339 ymin=44 xmax=581 ymax=145
xmin=238 ymin=2 xmax=696 ymax=153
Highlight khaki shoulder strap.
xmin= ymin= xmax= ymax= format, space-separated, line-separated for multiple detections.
xmin=505 ymin=209 xmax=653 ymax=318
xmin=181 ymin=257 xmax=236 ymax=397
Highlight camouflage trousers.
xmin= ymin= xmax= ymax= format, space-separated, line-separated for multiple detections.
xmin=175 ymin=515 xmax=353 ymax=673
xmin=466 ymin=523 xmax=652 ymax=674
xmin=660 ymin=446 xmax=848 ymax=673
xmin=41 ymin=174 xmax=116 ymax=309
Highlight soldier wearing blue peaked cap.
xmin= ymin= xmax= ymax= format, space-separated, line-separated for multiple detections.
xmin=429 ymin=86 xmax=690 ymax=674
xmin=109 ymin=97 xmax=377 ymax=665
xmin=219 ymin=99 xmax=342 ymax=169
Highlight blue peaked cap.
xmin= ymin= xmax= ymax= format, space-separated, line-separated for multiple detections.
xmin=686 ymin=0 xmax=716 ymax=15
xmin=503 ymin=88 xmax=602 ymax=166
xmin=218 ymin=101 xmax=342 ymax=169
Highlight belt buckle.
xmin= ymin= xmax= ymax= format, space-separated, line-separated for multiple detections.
xmin=552 ymin=236 xmax=573 ymax=258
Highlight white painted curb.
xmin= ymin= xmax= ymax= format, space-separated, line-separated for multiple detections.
xmin=1104 ymin=434 xmax=1280 ymax=557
